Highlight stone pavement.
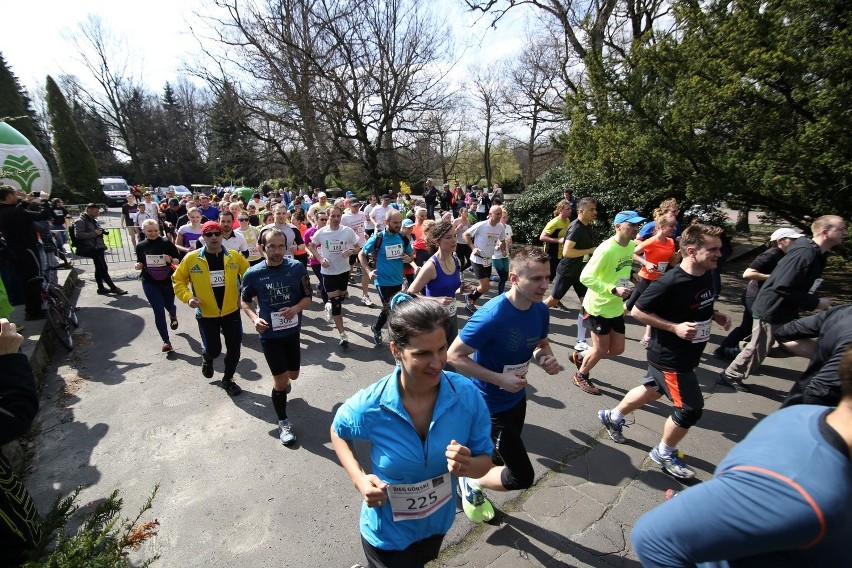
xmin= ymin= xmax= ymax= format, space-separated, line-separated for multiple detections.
xmin=21 ymin=249 xmax=809 ymax=567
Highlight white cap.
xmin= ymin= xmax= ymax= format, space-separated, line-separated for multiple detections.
xmin=318 ymin=192 xmax=327 ymax=198
xmin=770 ymin=228 xmax=804 ymax=242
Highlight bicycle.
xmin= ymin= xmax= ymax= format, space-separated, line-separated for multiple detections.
xmin=41 ymin=277 xmax=79 ymax=350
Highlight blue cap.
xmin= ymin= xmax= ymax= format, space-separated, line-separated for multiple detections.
xmin=614 ymin=210 xmax=646 ymax=225
xmin=346 ymin=190 xmax=353 ymax=196
xmin=402 ymin=219 xmax=414 ymax=228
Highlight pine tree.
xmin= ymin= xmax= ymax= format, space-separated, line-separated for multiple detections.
xmin=45 ymin=76 xmax=103 ymax=202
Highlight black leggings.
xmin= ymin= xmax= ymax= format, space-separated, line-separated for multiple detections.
xmin=455 ymin=243 xmax=471 ymax=272
xmin=375 ymin=284 xmax=402 ymax=330
xmin=719 ymin=296 xmax=754 ymax=350
xmin=361 ymin=534 xmax=443 ymax=568
xmin=197 ymin=310 xmax=243 ymax=379
xmin=91 ymin=248 xmax=117 ymax=290
xmin=491 ymin=397 xmax=534 ymax=491
xmin=310 ymin=264 xmax=328 ymax=304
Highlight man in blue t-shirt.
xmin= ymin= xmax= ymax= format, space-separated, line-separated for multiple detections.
xmin=448 ymin=246 xmax=561 ymax=522
xmin=241 ymin=228 xmax=313 ymax=445
xmin=632 ymin=345 xmax=852 ymax=567
xmin=358 ymin=209 xmax=413 ymax=345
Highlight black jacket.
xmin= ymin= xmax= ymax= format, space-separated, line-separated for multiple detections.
xmin=0 ymin=200 xmax=52 ymax=250
xmin=751 ymin=238 xmax=826 ymax=324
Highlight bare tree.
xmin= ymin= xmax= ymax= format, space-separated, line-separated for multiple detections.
xmin=469 ymin=66 xmax=508 ymax=188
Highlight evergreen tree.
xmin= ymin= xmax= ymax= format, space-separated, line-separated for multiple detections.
xmin=207 ymin=82 xmax=259 ymax=187
xmin=45 ymin=76 xmax=103 ymax=202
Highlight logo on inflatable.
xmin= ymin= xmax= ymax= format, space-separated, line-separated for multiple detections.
xmin=0 ymin=122 xmax=52 ymax=197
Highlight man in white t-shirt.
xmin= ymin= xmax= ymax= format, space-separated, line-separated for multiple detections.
xmin=199 ymin=210 xmax=249 ymax=257
xmin=368 ymin=194 xmax=392 ymax=232
xmin=307 ymin=192 xmax=332 ymax=224
xmin=340 ymin=199 xmax=374 ymax=307
xmin=363 ymin=195 xmax=378 ymax=237
xmin=306 ymin=205 xmax=359 ymax=347
xmin=463 ymin=205 xmax=507 ymax=313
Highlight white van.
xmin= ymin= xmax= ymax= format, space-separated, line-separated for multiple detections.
xmin=99 ymin=177 xmax=130 ymax=206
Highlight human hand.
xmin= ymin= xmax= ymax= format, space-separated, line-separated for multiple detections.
xmin=445 ymin=439 xmax=472 ymax=476
xmin=134 ymin=262 xmax=143 ymax=270
xmin=0 ymin=318 xmax=24 ymax=355
xmin=817 ymin=298 xmax=831 ymax=310
xmin=614 ymin=286 xmax=632 ymax=299
xmin=188 ymin=297 xmax=201 ymax=309
xmin=713 ymin=312 xmax=732 ymax=331
xmin=254 ymin=318 xmax=270 ymax=333
xmin=356 ymin=474 xmax=388 ymax=508
xmin=498 ymin=371 xmax=528 ymax=392
xmin=673 ymin=321 xmax=697 ymax=340
xmin=538 ymin=354 xmax=560 ymax=375
xmin=279 ymin=306 xmax=299 ymax=319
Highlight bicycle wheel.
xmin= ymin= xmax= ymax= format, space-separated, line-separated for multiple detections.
xmin=47 ymin=303 xmax=74 ymax=350
xmin=49 ymin=286 xmax=79 ymax=327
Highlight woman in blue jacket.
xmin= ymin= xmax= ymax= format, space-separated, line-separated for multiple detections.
xmin=331 ymin=296 xmax=493 ymax=568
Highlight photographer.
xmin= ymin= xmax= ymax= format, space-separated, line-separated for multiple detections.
xmin=0 ymin=187 xmax=53 ymax=320
xmin=73 ymin=203 xmax=127 ymax=295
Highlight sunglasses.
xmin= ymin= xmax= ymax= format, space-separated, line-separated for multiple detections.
xmin=238 ymin=218 xmax=249 ymax=221
xmin=203 ymin=232 xmax=222 ymax=237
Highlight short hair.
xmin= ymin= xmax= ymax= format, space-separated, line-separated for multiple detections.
xmin=812 ymin=215 xmax=844 ymax=235
xmin=388 ymin=296 xmax=451 ymax=350
xmin=509 ymin=245 xmax=549 ymax=273
xmin=554 ymin=200 xmax=571 ymax=216
xmin=187 ymin=207 xmax=200 ymax=217
xmin=0 ymin=186 xmax=16 ymax=201
xmin=86 ymin=202 xmax=99 ymax=210
xmin=218 ymin=210 xmax=234 ymax=222
xmin=259 ymin=227 xmax=288 ymax=248
xmin=577 ymin=197 xmax=597 ymax=211
xmin=840 ymin=345 xmax=852 ymax=399
xmin=141 ymin=219 xmax=159 ymax=231
xmin=679 ymin=223 xmax=723 ymax=254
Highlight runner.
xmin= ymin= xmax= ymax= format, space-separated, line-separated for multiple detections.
xmin=341 ymin=198 xmax=374 ymax=307
xmin=538 ymin=200 xmax=572 ymax=280
xmin=491 ymin=207 xmax=513 ymax=294
xmin=597 ymin=223 xmax=731 ymax=479
xmin=172 ymin=221 xmax=250 ymax=395
xmin=264 ymin=204 xmax=306 ymax=261
xmin=368 ymin=194 xmax=392 ymax=233
xmin=235 ymin=211 xmax=263 ymax=265
xmin=135 ymin=219 xmax=180 ymax=352
xmin=304 ymin=212 xmax=330 ymax=315
xmin=571 ymin=210 xmax=644 ymax=395
xmin=453 ymin=207 xmax=472 ymax=273
xmin=407 ymin=220 xmax=468 ymax=344
xmin=358 ymin=210 xmax=413 ymax=345
xmin=307 ymin=205 xmax=359 ymax=347
xmin=543 ymin=197 xmax=598 ymax=352
xmin=175 ymin=207 xmax=204 ymax=256
xmin=462 ymin=205 xmax=507 ymax=313
xmin=240 ymin=228 xmax=313 ymax=446
xmin=447 ymin=246 xmax=560 ymax=522
xmin=331 ymin=297 xmax=493 ymax=568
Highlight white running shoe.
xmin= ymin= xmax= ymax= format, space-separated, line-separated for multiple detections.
xmin=279 ymin=419 xmax=296 ymax=445
xmin=325 ymin=302 xmax=333 ymax=323
xmin=362 ymin=296 xmax=374 ymax=307
xmin=574 ymin=340 xmax=591 ymax=352
xmin=339 ymin=332 xmax=349 ymax=347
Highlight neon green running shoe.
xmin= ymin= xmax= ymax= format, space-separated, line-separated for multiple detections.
xmin=458 ymin=476 xmax=495 ymax=523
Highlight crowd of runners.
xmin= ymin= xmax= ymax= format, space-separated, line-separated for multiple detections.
xmin=2 ymin=181 xmax=849 ymax=567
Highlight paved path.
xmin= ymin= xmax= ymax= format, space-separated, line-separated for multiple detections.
xmin=25 ymin=256 xmax=808 ymax=567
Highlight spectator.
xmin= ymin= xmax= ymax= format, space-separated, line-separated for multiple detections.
xmin=73 ymin=203 xmax=127 ymax=296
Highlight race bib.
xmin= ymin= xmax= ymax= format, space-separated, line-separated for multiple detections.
xmin=444 ymin=299 xmax=457 ymax=316
xmin=808 ymin=278 xmax=823 ymax=294
xmin=582 ymin=254 xmax=590 ymax=263
xmin=387 ymin=473 xmax=451 ymax=522
xmin=384 ymin=243 xmax=404 ymax=259
xmin=327 ymin=240 xmax=345 ymax=253
xmin=474 ymin=254 xmax=492 ymax=267
xmin=617 ymin=278 xmax=635 ymax=289
xmin=271 ymin=311 xmax=298 ymax=331
xmin=692 ymin=318 xmax=712 ymax=344
xmin=210 ymin=270 xmax=225 ymax=287
xmin=657 ymin=261 xmax=668 ymax=272
xmin=248 ymin=246 xmax=259 ymax=257
xmin=503 ymin=360 xmax=530 ymax=378
xmin=145 ymin=254 xmax=166 ymax=267
xmin=188 ymin=239 xmax=198 ymax=250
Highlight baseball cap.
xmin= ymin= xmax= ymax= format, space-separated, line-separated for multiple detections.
xmin=349 ymin=199 xmax=361 ymax=206
xmin=614 ymin=211 xmax=646 ymax=225
xmin=402 ymin=219 xmax=414 ymax=228
xmin=381 ymin=194 xmax=391 ymax=200
xmin=770 ymin=228 xmax=804 ymax=242
xmin=345 ymin=190 xmax=354 ymax=196
xmin=201 ymin=221 xmax=222 ymax=234
xmin=168 ymin=198 xmax=180 ymax=206
xmin=318 ymin=192 xmax=327 ymax=198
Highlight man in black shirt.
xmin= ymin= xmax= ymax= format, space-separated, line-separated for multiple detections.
xmin=718 ymin=215 xmax=847 ymax=392
xmin=597 ymin=224 xmax=731 ymax=480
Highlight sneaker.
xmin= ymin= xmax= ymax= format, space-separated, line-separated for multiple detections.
xmin=339 ymin=332 xmax=349 ymax=347
xmin=201 ymin=357 xmax=214 ymax=379
xmin=222 ymin=378 xmax=242 ymax=396
xmin=286 ymin=382 xmax=292 ymax=394
xmin=490 ymin=275 xmax=499 ymax=282
xmin=96 ymin=288 xmax=111 ymax=295
xmin=570 ymin=351 xmax=584 ymax=370
xmin=162 ymin=342 xmax=173 ymax=353
xmin=325 ymin=302 xmax=333 ymax=323
xmin=109 ymin=288 xmax=128 ymax=295
xmin=598 ymin=410 xmax=627 ymax=443
xmin=716 ymin=371 xmax=751 ymax=393
xmin=279 ymin=419 xmax=296 ymax=445
xmin=573 ymin=340 xmax=591 ymax=352
xmin=464 ymin=294 xmax=477 ymax=314
xmin=370 ymin=324 xmax=382 ymax=345
xmin=170 ymin=317 xmax=179 ymax=330
xmin=457 ymin=477 xmax=495 ymax=523
xmin=712 ymin=347 xmax=739 ymax=362
xmin=649 ymin=447 xmax=695 ymax=479
xmin=362 ymin=296 xmax=374 ymax=307
xmin=572 ymin=372 xmax=601 ymax=395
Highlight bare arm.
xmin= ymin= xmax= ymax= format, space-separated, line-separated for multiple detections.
xmin=330 ymin=427 xmax=387 ymax=508
xmin=447 ymin=336 xmax=528 ymax=392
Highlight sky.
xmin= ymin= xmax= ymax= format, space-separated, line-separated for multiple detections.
xmin=2 ymin=0 xmax=530 ymax=97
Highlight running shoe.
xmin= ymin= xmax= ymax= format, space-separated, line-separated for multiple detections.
xmin=170 ymin=317 xmax=179 ymax=330
xmin=162 ymin=342 xmax=173 ymax=353
xmin=286 ymin=382 xmax=292 ymax=394
xmin=598 ymin=410 xmax=626 ymax=443
xmin=712 ymin=347 xmax=740 ymax=362
xmin=457 ymin=476 xmax=495 ymax=523
xmin=370 ymin=324 xmax=382 ymax=345
xmin=573 ymin=340 xmax=591 ymax=352
xmin=222 ymin=378 xmax=242 ymax=396
xmin=570 ymin=351 xmax=584 ymax=370
xmin=339 ymin=332 xmax=349 ymax=347
xmin=279 ymin=419 xmax=296 ymax=446
xmin=572 ymin=372 xmax=601 ymax=395
xmin=362 ymin=296 xmax=374 ymax=307
xmin=201 ymin=357 xmax=214 ymax=379
xmin=716 ymin=371 xmax=751 ymax=393
xmin=490 ymin=274 xmax=499 ymax=282
xmin=325 ymin=302 xmax=333 ymax=323
xmin=464 ymin=294 xmax=477 ymax=314
xmin=649 ymin=447 xmax=695 ymax=479
xmin=109 ymin=287 xmax=128 ymax=295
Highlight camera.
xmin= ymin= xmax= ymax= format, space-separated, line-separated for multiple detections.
xmin=101 ymin=229 xmax=110 ymax=235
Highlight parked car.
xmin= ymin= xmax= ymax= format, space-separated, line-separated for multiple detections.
xmin=100 ymin=177 xmax=130 ymax=207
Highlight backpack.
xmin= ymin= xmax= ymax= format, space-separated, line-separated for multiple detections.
xmin=370 ymin=231 xmax=409 ymax=268
xmin=68 ymin=222 xmax=79 ymax=249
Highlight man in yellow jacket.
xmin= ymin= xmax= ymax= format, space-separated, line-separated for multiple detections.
xmin=173 ymin=221 xmax=250 ymax=395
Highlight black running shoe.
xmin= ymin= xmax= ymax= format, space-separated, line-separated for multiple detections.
xmin=201 ymin=358 xmax=214 ymax=379
xmin=222 ymin=378 xmax=242 ymax=396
